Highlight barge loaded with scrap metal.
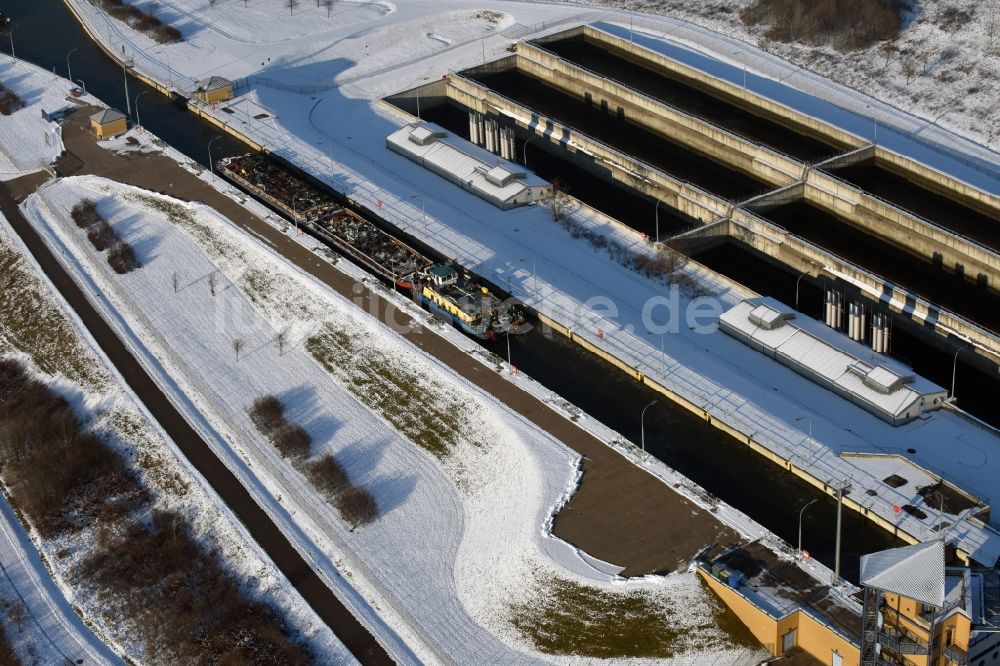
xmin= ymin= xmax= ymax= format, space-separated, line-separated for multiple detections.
xmin=216 ymin=153 xmax=525 ymax=339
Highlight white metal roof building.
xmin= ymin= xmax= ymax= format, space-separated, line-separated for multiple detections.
xmin=860 ymin=540 xmax=946 ymax=608
xmin=719 ymin=297 xmax=948 ymax=426
xmin=387 ymin=122 xmax=550 ymax=210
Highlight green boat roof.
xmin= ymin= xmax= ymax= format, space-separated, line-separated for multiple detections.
xmin=431 ymin=265 xmax=457 ymax=278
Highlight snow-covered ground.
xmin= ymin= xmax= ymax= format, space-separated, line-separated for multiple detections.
xmin=0 ymin=58 xmax=73 ymax=180
xmin=22 ymin=174 xmax=767 ymax=663
xmin=0 ymin=214 xmax=355 ymax=664
xmin=0 ymin=493 xmax=120 ymax=666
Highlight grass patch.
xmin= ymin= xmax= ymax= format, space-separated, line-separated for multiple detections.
xmin=306 ymin=324 xmax=472 ymax=459
xmin=0 ymin=240 xmax=107 ymax=389
xmin=510 ymin=578 xmax=681 ymax=659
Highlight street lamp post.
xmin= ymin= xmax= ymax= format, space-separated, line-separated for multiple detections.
xmin=123 ymin=64 xmax=132 ymax=117
xmin=732 ymin=50 xmax=746 ymax=89
xmin=522 ymin=136 xmax=534 ymax=167
xmin=951 ymin=347 xmax=963 ymax=399
xmin=795 ymin=272 xmax=807 ymax=311
xmin=410 ymin=194 xmax=426 ymax=234
xmin=7 ymin=24 xmax=17 ymax=60
xmin=795 ymin=416 xmax=815 ymax=460
xmin=207 ymin=135 xmax=223 ymax=181
xmin=866 ymin=104 xmax=878 ymax=144
xmin=798 ymin=498 xmax=818 ymax=558
xmin=134 ymin=90 xmax=150 ymax=127
xmin=67 ymin=48 xmax=78 ymax=84
xmin=640 ymin=400 xmax=657 ymax=461
xmin=654 ymin=199 xmax=664 ymax=243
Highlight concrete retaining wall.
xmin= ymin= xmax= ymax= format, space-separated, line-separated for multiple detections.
xmin=515 ymin=43 xmax=804 ymax=188
xmin=805 ymin=170 xmax=1000 ymax=293
xmin=875 ymin=146 xmax=1000 ymax=221
xmin=729 ymin=208 xmax=1000 ymax=368
xmin=571 ymin=25 xmax=864 ymax=152
xmin=445 ymin=73 xmax=730 ymax=223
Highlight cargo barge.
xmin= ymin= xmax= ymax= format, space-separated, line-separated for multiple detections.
xmin=217 ymin=153 xmax=524 ymax=338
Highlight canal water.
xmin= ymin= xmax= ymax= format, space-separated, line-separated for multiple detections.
xmin=6 ymin=0 xmax=902 ymax=581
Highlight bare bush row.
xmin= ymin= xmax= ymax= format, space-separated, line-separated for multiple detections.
xmin=71 ymin=199 xmax=140 ymax=274
xmin=250 ymin=396 xmax=379 ymax=529
xmin=740 ymin=0 xmax=909 ymax=50
xmin=0 ymin=83 xmax=23 ymax=116
xmin=0 ymin=358 xmax=310 ymax=663
xmin=94 ymin=0 xmax=182 ymax=43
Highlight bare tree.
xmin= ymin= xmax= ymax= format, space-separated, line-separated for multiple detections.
xmin=208 ymin=0 xmax=216 ymax=8
xmin=7 ymin=600 xmax=24 ymax=634
xmin=232 ymin=338 xmax=245 ymax=362
xmin=276 ymin=328 xmax=287 ymax=355
xmin=902 ymin=57 xmax=917 ymax=84
xmin=286 ymin=0 xmax=299 ymax=15
xmin=322 ymin=0 xmax=333 ymax=17
xmin=171 ymin=271 xmax=179 ymax=294
xmin=544 ymin=177 xmax=572 ymax=223
xmin=208 ymin=271 xmax=218 ymax=296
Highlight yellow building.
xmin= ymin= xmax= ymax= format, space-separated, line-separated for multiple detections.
xmin=698 ymin=540 xmax=1000 ymax=666
xmin=194 ymin=76 xmax=233 ymax=105
xmin=89 ymin=108 xmax=127 ymax=140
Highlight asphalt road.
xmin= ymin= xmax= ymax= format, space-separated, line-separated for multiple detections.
xmin=0 ymin=180 xmax=393 ymax=665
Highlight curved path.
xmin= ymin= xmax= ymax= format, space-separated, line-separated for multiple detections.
xmin=0 ymin=176 xmax=393 ymax=665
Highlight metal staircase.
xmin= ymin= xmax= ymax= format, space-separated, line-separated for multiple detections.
xmin=860 ymin=587 xmax=882 ymax=666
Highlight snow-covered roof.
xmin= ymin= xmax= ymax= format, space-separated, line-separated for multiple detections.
xmin=90 ymin=108 xmax=126 ymax=125
xmin=196 ymin=76 xmax=232 ymax=92
xmin=719 ymin=297 xmax=948 ymax=426
xmin=387 ymin=122 xmax=549 ymax=209
xmin=860 ymin=540 xmax=946 ymax=608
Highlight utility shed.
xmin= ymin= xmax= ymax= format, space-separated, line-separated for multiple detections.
xmin=194 ymin=76 xmax=233 ymax=104
xmin=387 ymin=122 xmax=550 ymax=210
xmin=89 ymin=108 xmax=127 ymax=139
xmin=719 ymin=297 xmax=948 ymax=426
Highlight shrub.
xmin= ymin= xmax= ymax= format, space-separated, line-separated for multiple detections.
xmin=0 ymin=86 xmax=23 ymax=116
xmin=336 ymin=485 xmax=379 ymax=529
xmin=108 ymin=242 xmax=139 ymax=274
xmin=306 ymin=455 xmax=349 ymax=500
xmin=71 ymin=199 xmax=101 ymax=228
xmin=86 ymin=220 xmax=117 ymax=251
xmin=274 ymin=424 xmax=311 ymax=459
xmin=740 ymin=0 xmax=909 ymax=50
xmin=249 ymin=395 xmax=284 ymax=433
xmin=80 ymin=510 xmax=311 ymax=664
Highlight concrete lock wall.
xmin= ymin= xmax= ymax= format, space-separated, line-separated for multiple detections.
xmin=575 ymin=25 xmax=865 ymax=152
xmin=874 ymin=146 xmax=1000 ymax=221
xmin=514 ymin=44 xmax=804 ymax=187
xmin=445 ymin=73 xmax=730 ymax=223
xmin=805 ymin=170 xmax=1000 ymax=292
xmin=729 ymin=208 xmax=1000 ymax=368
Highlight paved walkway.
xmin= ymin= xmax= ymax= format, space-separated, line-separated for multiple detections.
xmin=48 ymin=105 xmax=738 ymax=577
